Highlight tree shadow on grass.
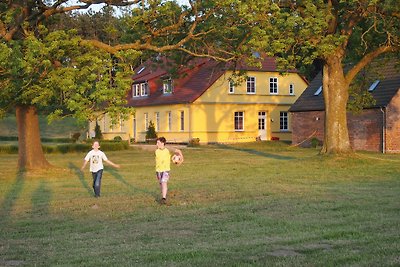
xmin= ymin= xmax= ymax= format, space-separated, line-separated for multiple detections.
xmin=0 ymin=172 xmax=25 ymax=224
xmin=215 ymin=143 xmax=294 ymax=160
xmin=68 ymin=162 xmax=93 ymax=196
xmin=107 ymin=169 xmax=157 ymax=199
xmin=31 ymin=180 xmax=51 ymax=217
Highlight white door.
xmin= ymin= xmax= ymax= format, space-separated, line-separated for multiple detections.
xmin=258 ymin=111 xmax=267 ymax=140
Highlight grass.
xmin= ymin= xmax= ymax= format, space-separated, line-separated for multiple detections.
xmin=0 ymin=142 xmax=399 ymax=266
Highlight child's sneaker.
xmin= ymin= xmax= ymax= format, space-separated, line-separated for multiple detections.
xmin=160 ymin=198 xmax=167 ymax=205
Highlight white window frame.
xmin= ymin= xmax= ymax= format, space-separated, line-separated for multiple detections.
xmin=144 ymin=113 xmax=148 ymax=131
xmin=270 ymin=77 xmax=278 ymax=94
xmin=246 ymin=77 xmax=256 ymax=94
xmin=141 ymin=82 xmax=148 ymax=96
xmin=163 ymin=78 xmax=173 ymax=94
xmin=280 ymin=112 xmax=288 ymax=131
xmin=167 ymin=111 xmax=172 ymax=132
xmin=180 ymin=111 xmax=184 ymax=131
xmin=119 ymin=117 xmax=124 ymax=132
xmin=234 ymin=111 xmax=244 ymax=131
xmin=132 ymin=84 xmax=140 ymax=97
xmin=155 ymin=112 xmax=160 ymax=131
xmin=289 ymin=83 xmax=295 ymax=95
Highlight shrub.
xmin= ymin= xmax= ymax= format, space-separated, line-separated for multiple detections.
xmin=94 ymin=121 xmax=103 ymax=140
xmin=113 ymin=136 xmax=123 ymax=141
xmin=71 ymin=132 xmax=81 ymax=143
xmin=145 ymin=121 xmax=157 ymax=143
xmin=0 ymin=144 xmax=18 ymax=154
xmin=0 ymin=136 xmax=18 ymax=141
xmin=188 ymin=138 xmax=200 ymax=147
xmin=310 ymin=137 xmax=321 ymax=148
xmin=41 ymin=137 xmax=74 ymax=143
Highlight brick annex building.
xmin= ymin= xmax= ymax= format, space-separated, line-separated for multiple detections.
xmin=290 ymin=60 xmax=400 ymax=153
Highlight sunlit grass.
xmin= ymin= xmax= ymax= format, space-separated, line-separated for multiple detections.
xmin=0 ymin=142 xmax=399 ymax=266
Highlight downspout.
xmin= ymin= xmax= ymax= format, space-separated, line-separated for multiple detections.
xmin=380 ymin=107 xmax=386 ymax=153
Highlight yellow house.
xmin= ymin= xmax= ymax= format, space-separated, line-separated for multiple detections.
xmin=91 ymin=57 xmax=308 ymax=143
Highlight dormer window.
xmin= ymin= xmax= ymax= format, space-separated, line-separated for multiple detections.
xmin=368 ymin=80 xmax=380 ymax=91
xmin=229 ymin=80 xmax=235 ymax=94
xmin=132 ymin=84 xmax=140 ymax=97
xmin=132 ymin=82 xmax=149 ymax=97
xmin=141 ymin=82 xmax=149 ymax=96
xmin=163 ymin=78 xmax=173 ymax=94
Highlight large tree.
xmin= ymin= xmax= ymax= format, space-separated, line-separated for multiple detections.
xmin=236 ymin=0 xmax=400 ymax=153
xmin=0 ymin=1 xmax=238 ymax=170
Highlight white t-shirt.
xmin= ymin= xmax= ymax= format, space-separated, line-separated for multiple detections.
xmin=84 ymin=149 xmax=108 ymax=172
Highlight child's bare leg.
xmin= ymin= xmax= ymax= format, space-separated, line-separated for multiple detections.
xmin=161 ymin=182 xmax=168 ymax=199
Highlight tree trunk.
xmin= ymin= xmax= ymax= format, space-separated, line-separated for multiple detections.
xmin=320 ymin=57 xmax=353 ymax=154
xmin=16 ymin=105 xmax=51 ymax=170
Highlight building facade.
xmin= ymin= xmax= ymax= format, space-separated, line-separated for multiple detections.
xmin=92 ymin=57 xmax=309 ymax=144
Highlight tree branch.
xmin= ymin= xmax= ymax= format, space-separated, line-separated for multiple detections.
xmin=345 ymin=45 xmax=398 ymax=84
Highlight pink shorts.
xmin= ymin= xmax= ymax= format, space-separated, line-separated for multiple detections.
xmin=156 ymin=171 xmax=170 ymax=183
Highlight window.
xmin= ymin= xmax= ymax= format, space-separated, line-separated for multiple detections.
xmin=163 ymin=78 xmax=173 ymax=94
xmin=289 ymin=83 xmax=295 ymax=95
xmin=280 ymin=112 xmax=288 ymax=131
xmin=155 ymin=112 xmax=160 ymax=131
xmin=246 ymin=77 xmax=256 ymax=94
xmin=180 ymin=111 xmax=184 ymax=131
xmin=234 ymin=111 xmax=244 ymax=131
xmin=132 ymin=84 xmax=140 ymax=97
xmin=141 ymin=83 xmax=148 ymax=96
xmin=269 ymin=77 xmax=278 ymax=94
xmin=368 ymin=80 xmax=380 ymax=91
xmin=314 ymin=86 xmax=322 ymax=96
xmin=119 ymin=117 xmax=124 ymax=132
xmin=229 ymin=80 xmax=235 ymax=94
xmin=144 ymin=113 xmax=148 ymax=131
xmin=167 ymin=111 xmax=172 ymax=132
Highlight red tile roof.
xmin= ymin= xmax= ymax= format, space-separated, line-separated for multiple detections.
xmin=126 ymin=56 xmax=298 ymax=107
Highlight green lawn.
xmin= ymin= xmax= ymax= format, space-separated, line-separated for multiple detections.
xmin=0 ymin=142 xmax=399 ymax=266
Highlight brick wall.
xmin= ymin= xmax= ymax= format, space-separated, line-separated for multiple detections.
xmin=291 ymin=111 xmax=325 ymax=147
xmin=292 ymin=109 xmax=387 ymax=152
xmin=386 ymin=90 xmax=400 ymax=153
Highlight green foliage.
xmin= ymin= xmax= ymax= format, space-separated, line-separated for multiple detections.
xmin=145 ymin=120 xmax=157 ymax=142
xmin=71 ymin=132 xmax=81 ymax=143
xmin=0 ymin=141 xmax=129 ymax=154
xmin=0 ymin=144 xmax=18 ymax=154
xmin=310 ymin=137 xmax=321 ymax=148
xmin=0 ymin=27 xmax=137 ymax=124
xmin=188 ymin=138 xmax=200 ymax=147
xmin=113 ymin=136 xmax=123 ymax=141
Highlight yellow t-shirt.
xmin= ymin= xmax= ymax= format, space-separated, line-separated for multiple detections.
xmin=155 ymin=148 xmax=171 ymax=172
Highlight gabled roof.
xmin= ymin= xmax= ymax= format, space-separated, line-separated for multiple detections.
xmin=126 ymin=56 xmax=299 ymax=107
xmin=289 ymin=60 xmax=400 ymax=112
